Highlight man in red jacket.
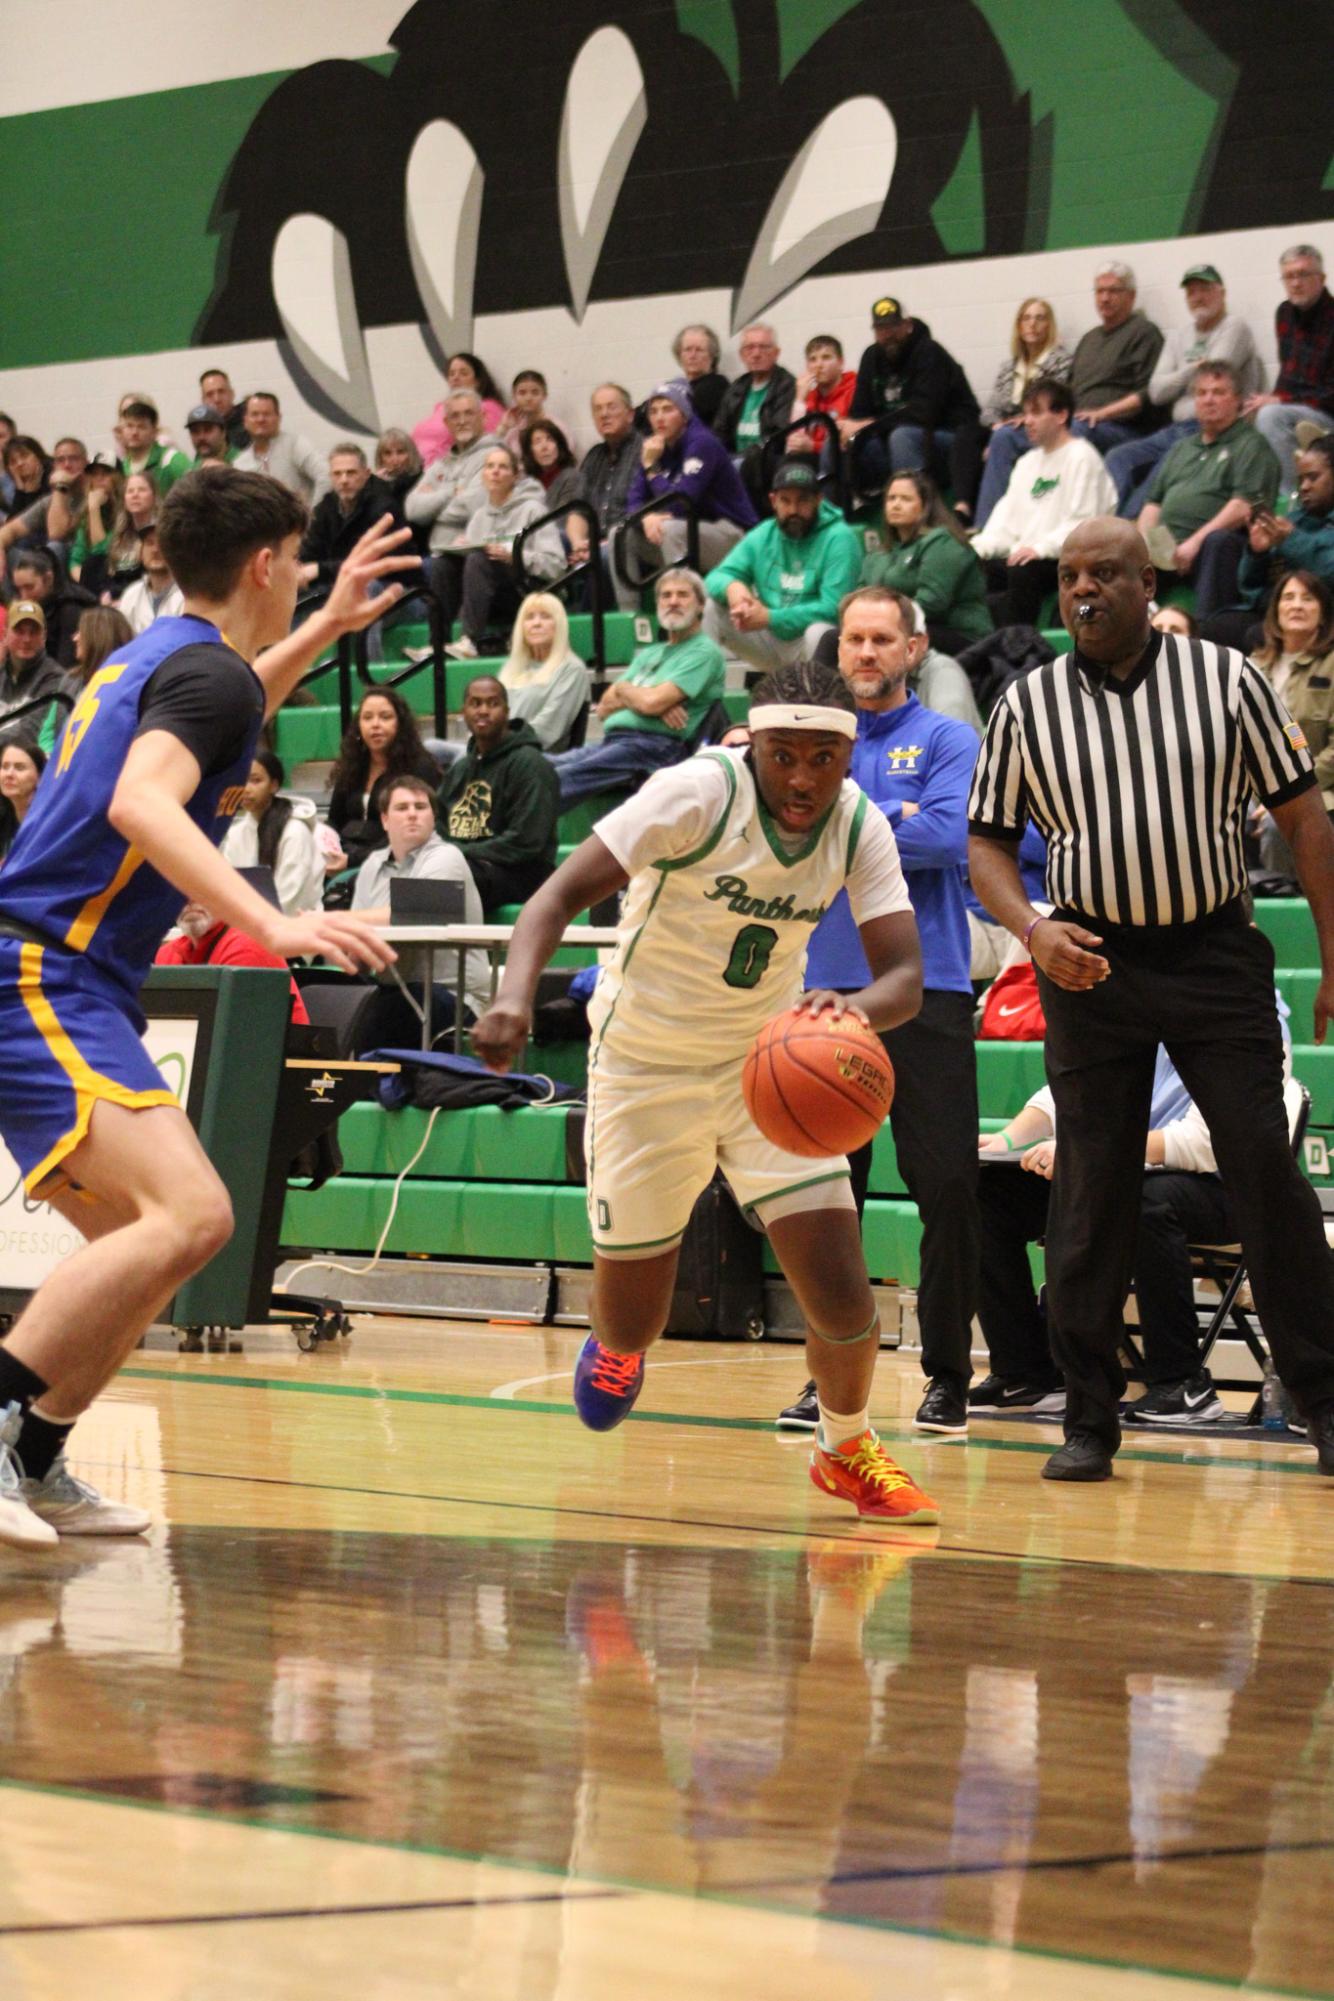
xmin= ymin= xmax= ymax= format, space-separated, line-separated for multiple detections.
xmin=155 ymin=901 xmax=309 ymax=1022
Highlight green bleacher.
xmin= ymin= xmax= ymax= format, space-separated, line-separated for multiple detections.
xmin=281 ymin=899 xmax=1332 ymax=1297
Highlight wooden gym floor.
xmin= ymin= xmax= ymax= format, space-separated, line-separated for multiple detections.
xmin=1 ymin=1318 xmax=1331 ymax=2001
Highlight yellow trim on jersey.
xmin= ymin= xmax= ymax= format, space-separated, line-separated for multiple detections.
xmin=16 ymin=944 xmax=178 ymax=1197
xmin=64 ymin=843 xmax=147 ymax=952
xmin=55 ymin=660 xmax=133 ymax=775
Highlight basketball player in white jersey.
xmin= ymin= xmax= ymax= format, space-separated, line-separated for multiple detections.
xmin=473 ymin=647 xmax=938 ymax=1521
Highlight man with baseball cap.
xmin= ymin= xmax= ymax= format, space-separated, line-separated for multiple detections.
xmin=704 ymin=456 xmax=861 ymax=678
xmin=185 ymin=404 xmax=236 ymax=467
xmin=842 ymin=296 xmax=984 ymax=512
xmin=1104 ymin=263 xmax=1266 ymax=513
xmin=0 ymin=602 xmax=72 ymax=750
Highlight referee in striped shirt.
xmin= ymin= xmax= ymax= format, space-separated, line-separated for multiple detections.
xmin=968 ymin=516 xmax=1334 ymax=1483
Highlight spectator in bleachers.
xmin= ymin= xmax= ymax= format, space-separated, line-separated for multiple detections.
xmin=154 ymin=900 xmax=310 ymax=1022
xmin=1104 ymin=264 xmax=1265 ymax=513
xmin=500 ymin=594 xmax=589 ymax=751
xmin=0 ymin=438 xmax=88 ymax=562
xmin=221 ymin=749 xmax=323 ymax=916
xmin=973 ymin=298 xmax=1073 ymax=528
xmin=0 ymin=414 xmax=15 ymax=509
xmin=297 ymin=444 xmax=402 ymax=601
xmin=862 ymin=469 xmax=991 ymax=651
xmin=521 ymin=420 xmax=582 ymax=510
xmin=0 ymin=601 xmax=71 ymax=750
xmin=1239 ymin=434 xmax=1334 ymax=610
xmin=374 ymin=428 xmax=423 ymax=503
xmin=64 ymin=461 xmax=120 ymax=590
xmin=88 ymin=471 xmax=155 ymax=599
xmin=811 ymin=594 xmax=983 ymax=734
xmin=500 ymin=369 xmax=552 ymax=455
xmin=71 ymin=605 xmax=132 ymax=685
xmin=568 ymin=385 xmax=638 ymax=564
xmin=1247 ymin=245 xmax=1334 ymax=493
xmin=437 ymin=675 xmax=560 ymax=913
xmin=0 ymin=740 xmax=46 ymax=862
xmin=1136 ymin=361 xmax=1280 ymax=617
xmin=615 ymin=381 xmax=755 ymax=607
xmin=9 ymin=549 xmax=94 ymax=669
xmin=116 ymin=398 xmax=190 ymax=498
xmin=1151 ymin=604 xmax=1196 ymax=639
xmin=976 ymin=263 xmax=1164 ymax=528
xmin=403 ymin=391 xmax=496 ymax=585
xmin=672 ymin=325 xmax=729 ymax=428
xmin=713 ymin=324 xmax=797 ymax=504
xmin=233 ymin=392 xmax=329 ymax=505
xmin=435 ymin=444 xmax=564 ymax=661
xmin=1 ymin=436 xmax=50 ymax=524
xmin=548 ymin=566 xmax=725 ymax=805
xmin=842 ymin=296 xmax=984 ymax=516
xmin=184 ymin=404 xmax=235 ymax=467
xmin=796 ymin=334 xmax=857 ymax=425
xmin=1249 ymin=571 xmax=1334 ymax=877
xmin=108 ymin=524 xmax=182 ymax=635
xmin=970 ymin=379 xmax=1116 ymax=628
xmin=325 ymin=687 xmax=442 ymax=876
xmin=351 ymin=774 xmax=491 ymax=1027
xmin=704 ymin=456 xmax=861 ymax=677
xmin=197 ymin=367 xmax=250 ymax=452
xmin=973 ymin=1033 xmax=1292 ymax=1425
xmin=412 ymin=352 xmax=506 ymax=467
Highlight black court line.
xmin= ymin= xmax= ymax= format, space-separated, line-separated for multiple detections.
xmin=0 ymin=1887 xmax=626 ymax=1938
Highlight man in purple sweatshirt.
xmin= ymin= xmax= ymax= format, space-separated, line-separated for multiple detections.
xmin=613 ymin=380 xmax=756 ymax=607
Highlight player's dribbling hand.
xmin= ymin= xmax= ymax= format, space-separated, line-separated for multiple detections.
xmin=471 ymin=999 xmax=532 ymax=1073
xmin=798 ymin=990 xmax=870 ymax=1025
xmin=1029 ymin=919 xmax=1110 ymax=992
xmin=324 ymin=516 xmax=420 ymax=633
xmin=271 ymin=910 xmax=398 ymax=976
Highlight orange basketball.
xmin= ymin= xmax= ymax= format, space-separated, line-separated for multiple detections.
xmin=742 ymin=1006 xmax=895 ymax=1158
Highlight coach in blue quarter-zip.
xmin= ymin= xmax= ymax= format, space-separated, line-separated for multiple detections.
xmin=775 ymin=583 xmax=982 ymax=1436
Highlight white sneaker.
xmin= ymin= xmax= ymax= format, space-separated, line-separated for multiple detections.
xmin=20 ymin=1454 xmax=151 ymax=1537
xmin=443 ymin=636 xmax=478 ymax=660
xmin=0 ymin=1405 xmax=58 ymax=1549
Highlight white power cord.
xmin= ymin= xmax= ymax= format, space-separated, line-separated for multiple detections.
xmin=277 ymin=1106 xmax=441 ymax=1287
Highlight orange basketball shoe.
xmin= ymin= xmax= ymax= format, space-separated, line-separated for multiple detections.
xmin=810 ymin=1429 xmax=940 ymax=1523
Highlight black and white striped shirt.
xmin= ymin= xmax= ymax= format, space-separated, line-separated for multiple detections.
xmin=967 ymin=632 xmax=1316 ymax=926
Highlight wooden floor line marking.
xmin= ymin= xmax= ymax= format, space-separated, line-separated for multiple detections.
xmin=114 ymin=1369 xmax=1324 ymax=1476
xmin=0 ymin=1779 xmax=1320 ymax=2001
xmin=0 ymin=1887 xmax=627 ymax=1938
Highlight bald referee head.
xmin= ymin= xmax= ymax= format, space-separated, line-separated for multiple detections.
xmin=1057 ymin=517 xmax=1156 ymax=670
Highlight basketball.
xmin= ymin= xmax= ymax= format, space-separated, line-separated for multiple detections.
xmin=743 ymin=1005 xmax=895 ymax=1158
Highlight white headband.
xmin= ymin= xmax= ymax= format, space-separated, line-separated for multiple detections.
xmin=748 ymin=703 xmax=857 ymax=740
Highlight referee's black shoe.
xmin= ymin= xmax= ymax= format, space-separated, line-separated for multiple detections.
xmin=1308 ymin=1405 xmax=1334 ymax=1476
xmin=1041 ymin=1431 xmax=1115 ymax=1481
xmin=914 ymin=1377 xmax=969 ymax=1434
xmin=775 ymin=1380 xmax=819 ymax=1431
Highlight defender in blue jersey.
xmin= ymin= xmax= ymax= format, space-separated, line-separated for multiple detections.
xmin=0 ymin=465 xmax=411 ymax=1549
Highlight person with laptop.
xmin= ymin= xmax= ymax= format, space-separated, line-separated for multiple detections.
xmin=351 ymin=775 xmax=491 ymax=1039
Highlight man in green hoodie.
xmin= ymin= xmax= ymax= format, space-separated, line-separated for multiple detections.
xmin=437 ymin=676 xmax=560 ymax=912
xmin=704 ymin=457 xmax=862 ymax=681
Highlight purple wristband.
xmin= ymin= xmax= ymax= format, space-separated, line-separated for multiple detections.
xmin=1022 ymin=915 xmax=1046 ymax=952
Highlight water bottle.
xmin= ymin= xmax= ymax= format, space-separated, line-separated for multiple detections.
xmin=1260 ymin=1359 xmax=1287 ymax=1432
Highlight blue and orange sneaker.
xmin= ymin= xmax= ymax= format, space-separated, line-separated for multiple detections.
xmin=810 ymin=1429 xmax=939 ymax=1523
xmin=573 ymin=1337 xmax=646 ymax=1431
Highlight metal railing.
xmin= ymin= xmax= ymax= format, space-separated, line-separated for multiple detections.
xmin=758 ymin=412 xmax=845 ymax=509
xmin=609 ymin=489 xmax=702 ymax=602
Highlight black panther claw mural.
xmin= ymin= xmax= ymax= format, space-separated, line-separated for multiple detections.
xmin=195 ymin=0 xmax=1333 ymax=431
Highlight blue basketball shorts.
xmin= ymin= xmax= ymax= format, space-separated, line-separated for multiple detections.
xmin=0 ymin=938 xmax=178 ymax=1196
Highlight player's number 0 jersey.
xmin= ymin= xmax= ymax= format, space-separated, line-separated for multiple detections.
xmin=588 ymin=748 xmax=911 ymax=1068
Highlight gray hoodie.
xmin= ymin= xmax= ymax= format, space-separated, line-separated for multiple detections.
xmin=404 ymin=432 xmax=497 ymax=552
xmin=462 ymin=476 xmax=564 ymax=579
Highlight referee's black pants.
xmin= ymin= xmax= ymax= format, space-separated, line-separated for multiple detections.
xmin=848 ymin=989 xmax=979 ymax=1387
xmin=1036 ymin=906 xmax=1334 ymax=1451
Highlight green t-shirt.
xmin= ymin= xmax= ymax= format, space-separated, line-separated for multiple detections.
xmin=603 ymin=632 xmax=727 ymax=740
xmin=1147 ymin=419 xmax=1280 ymax=542
xmin=119 ymin=440 xmax=192 ymax=498
xmin=734 ymin=383 xmax=768 ymax=450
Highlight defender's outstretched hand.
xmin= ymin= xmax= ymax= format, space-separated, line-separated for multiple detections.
xmin=271 ymin=909 xmax=398 ymax=977
xmin=324 ymin=516 xmax=419 ymax=633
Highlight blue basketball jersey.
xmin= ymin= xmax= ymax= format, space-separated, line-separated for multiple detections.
xmin=0 ymin=615 xmax=264 ymax=1004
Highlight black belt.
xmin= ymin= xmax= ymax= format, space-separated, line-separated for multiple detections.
xmin=0 ymin=915 xmax=68 ymax=953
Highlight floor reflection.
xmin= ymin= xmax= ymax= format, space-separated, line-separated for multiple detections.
xmin=2 ymin=1529 xmax=1331 ymax=1992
